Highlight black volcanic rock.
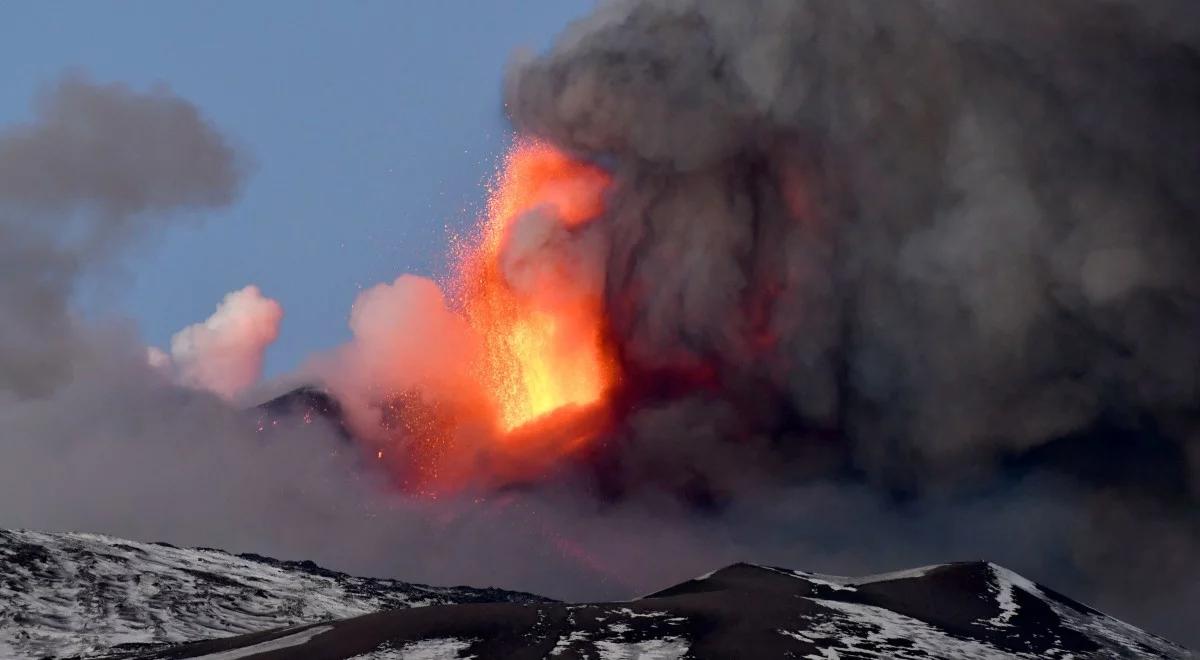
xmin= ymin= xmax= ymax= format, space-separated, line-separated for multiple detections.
xmin=131 ymin=561 xmax=1192 ymax=659
xmin=254 ymin=386 xmax=350 ymax=438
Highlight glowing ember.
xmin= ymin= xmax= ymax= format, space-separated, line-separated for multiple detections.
xmin=454 ymin=139 xmax=615 ymax=432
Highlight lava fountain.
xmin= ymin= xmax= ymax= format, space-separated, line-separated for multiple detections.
xmin=332 ymin=138 xmax=619 ymax=493
xmin=453 ymin=139 xmax=616 ymax=436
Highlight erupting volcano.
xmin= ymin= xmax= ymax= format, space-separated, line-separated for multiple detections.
xmin=311 ymin=138 xmax=624 ymax=493
xmin=453 ymin=139 xmax=615 ymax=434
xmin=3 ymin=0 xmax=1199 ymax=652
xmin=336 ymin=139 xmax=623 ymax=491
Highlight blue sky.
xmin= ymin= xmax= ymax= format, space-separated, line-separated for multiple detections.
xmin=0 ymin=1 xmax=593 ymax=377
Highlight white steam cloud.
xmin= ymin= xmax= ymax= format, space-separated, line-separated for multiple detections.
xmin=159 ymin=285 xmax=283 ymax=401
xmin=305 ymin=274 xmax=483 ymax=440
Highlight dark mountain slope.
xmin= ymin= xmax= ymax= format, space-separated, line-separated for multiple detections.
xmin=136 ymin=561 xmax=1192 ymax=659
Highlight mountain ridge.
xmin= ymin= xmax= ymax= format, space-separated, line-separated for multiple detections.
xmin=0 ymin=529 xmax=548 ymax=659
xmin=1 ymin=529 xmax=1191 ymax=659
xmin=133 ymin=560 xmax=1194 ymax=659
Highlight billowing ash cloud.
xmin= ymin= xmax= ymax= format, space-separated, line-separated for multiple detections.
xmin=159 ymin=285 xmax=283 ymax=401
xmin=505 ymin=0 xmax=1200 ymax=644
xmin=508 ymin=0 xmax=1200 ymax=479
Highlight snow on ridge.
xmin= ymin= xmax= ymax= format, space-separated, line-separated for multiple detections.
xmin=849 ymin=564 xmax=945 ymax=585
xmin=776 ymin=568 xmax=858 ymax=592
xmin=984 ymin=563 xmax=1032 ymax=629
xmin=4 ymin=535 xmax=1189 ymax=660
xmin=778 ymin=560 xmax=1189 ymax=657
xmin=983 ymin=563 xmax=1192 ymax=658
xmin=655 ymin=561 xmax=960 ymax=598
xmin=0 ymin=529 xmax=527 ymax=659
xmin=688 ymin=568 xmax=720 ymax=582
xmin=797 ymin=598 xmax=1040 ymax=660
xmin=972 ymin=563 xmax=1190 ymax=658
xmin=757 ymin=562 xmax=946 ymax=591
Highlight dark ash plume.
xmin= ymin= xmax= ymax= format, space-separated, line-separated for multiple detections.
xmin=507 ymin=0 xmax=1200 ymax=644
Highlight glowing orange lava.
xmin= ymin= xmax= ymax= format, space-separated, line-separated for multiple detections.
xmin=454 ymin=139 xmax=615 ymax=433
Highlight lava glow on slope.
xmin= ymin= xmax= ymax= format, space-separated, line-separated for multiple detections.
xmin=453 ymin=139 xmax=615 ymax=435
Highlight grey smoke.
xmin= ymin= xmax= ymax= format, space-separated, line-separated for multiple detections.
xmin=0 ymin=74 xmax=244 ymax=398
xmin=0 ymin=77 xmax=418 ymax=595
xmin=507 ymin=0 xmax=1200 ymax=645
xmin=507 ymin=0 xmax=1200 ymax=473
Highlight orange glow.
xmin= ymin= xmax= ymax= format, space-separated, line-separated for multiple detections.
xmin=454 ymin=139 xmax=615 ymax=433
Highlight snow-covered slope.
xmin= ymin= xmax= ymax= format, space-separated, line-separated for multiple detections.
xmin=0 ymin=530 xmax=547 ymax=659
xmin=145 ymin=561 xmax=1193 ymax=659
xmin=763 ymin=562 xmax=1191 ymax=658
xmin=2 ymin=530 xmax=1191 ymax=659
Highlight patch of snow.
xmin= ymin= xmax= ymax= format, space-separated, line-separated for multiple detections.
xmin=847 ymin=564 xmax=943 ymax=585
xmin=760 ymin=563 xmax=943 ymax=592
xmin=987 ymin=563 xmax=1041 ymax=596
xmin=612 ymin=607 xmax=673 ymax=619
xmin=690 ymin=568 xmax=720 ymax=582
xmin=782 ymin=570 xmax=858 ymax=592
xmin=391 ymin=637 xmax=475 ymax=659
xmin=801 ymin=598 xmax=1039 ymax=659
xmin=594 ymin=636 xmax=690 ymax=660
xmin=347 ymin=648 xmax=405 ymax=660
xmin=550 ymin=630 xmax=591 ymax=656
xmin=778 ymin=629 xmax=816 ymax=643
xmin=188 ymin=624 xmax=332 ymax=659
xmin=984 ymin=564 xmax=1019 ymax=628
xmin=345 ymin=638 xmax=475 ymax=660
